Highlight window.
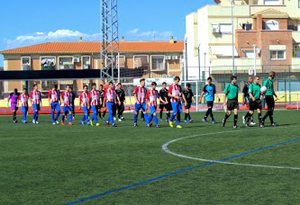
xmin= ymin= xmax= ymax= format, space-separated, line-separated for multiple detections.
xmin=270 ymin=50 xmax=286 ymax=60
xmin=21 ymin=57 xmax=31 ymax=70
xmin=41 ymin=80 xmax=58 ymax=91
xmin=245 ymin=51 xmax=255 ymax=58
xmin=299 ymin=0 xmax=300 ymax=8
xmin=133 ymin=55 xmax=148 ymax=68
xmin=264 ymin=0 xmax=279 ymax=5
xmin=151 ymin=56 xmax=165 ymax=71
xmin=219 ymin=24 xmax=232 ymax=34
xmin=81 ymin=56 xmax=91 ymax=69
xmin=59 ymin=57 xmax=74 ymax=70
xmin=295 ymin=49 xmax=300 ymax=58
xmin=59 ymin=80 xmax=74 ymax=90
xmin=265 ymin=20 xmax=279 ymax=30
xmin=41 ymin=57 xmax=56 ymax=70
xmin=116 ymin=55 xmax=126 ymax=68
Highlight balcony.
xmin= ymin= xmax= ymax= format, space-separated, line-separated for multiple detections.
xmin=22 ymin=65 xmax=31 ymax=70
xmin=41 ymin=66 xmax=56 ymax=70
xmin=59 ymin=64 xmax=74 ymax=70
xmin=83 ymin=65 xmax=90 ymax=70
xmin=210 ymin=58 xmax=262 ymax=73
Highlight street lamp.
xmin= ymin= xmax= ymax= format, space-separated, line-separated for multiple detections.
xmin=253 ymin=44 xmax=257 ymax=76
xmin=184 ymin=35 xmax=188 ymax=84
xmin=198 ymin=44 xmax=201 ymax=81
xmin=230 ymin=0 xmax=235 ymax=75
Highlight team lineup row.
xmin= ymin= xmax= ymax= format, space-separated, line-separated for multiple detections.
xmin=7 ymin=71 xmax=279 ymax=128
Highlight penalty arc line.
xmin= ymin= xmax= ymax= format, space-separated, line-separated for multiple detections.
xmin=65 ymin=126 xmax=300 ymax=204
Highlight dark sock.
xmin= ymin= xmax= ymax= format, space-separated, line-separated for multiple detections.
xmin=224 ymin=114 xmax=230 ymax=122
xmin=210 ymin=109 xmax=214 ymax=120
xmin=185 ymin=113 xmax=188 ymax=120
xmin=263 ymin=111 xmax=269 ymax=121
xmin=103 ymin=110 xmax=106 ymax=118
xmin=160 ymin=110 xmax=163 ymax=119
xmin=167 ymin=112 xmax=170 ymax=119
xmin=269 ymin=110 xmax=274 ymax=124
xmin=247 ymin=114 xmax=253 ymax=123
xmin=244 ymin=111 xmax=251 ymax=119
xmin=205 ymin=109 xmax=210 ymax=119
xmin=250 ymin=115 xmax=254 ymax=123
xmin=177 ymin=113 xmax=181 ymax=122
xmin=188 ymin=113 xmax=191 ymax=120
xmin=258 ymin=113 xmax=262 ymax=124
xmin=234 ymin=114 xmax=238 ymax=126
xmin=13 ymin=111 xmax=16 ymax=121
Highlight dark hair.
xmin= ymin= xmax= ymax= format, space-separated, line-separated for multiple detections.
xmin=99 ymin=84 xmax=103 ymax=87
xmin=69 ymin=87 xmax=73 ymax=90
xmin=109 ymin=82 xmax=113 ymax=85
xmin=54 ymin=84 xmax=58 ymax=89
xmin=117 ymin=83 xmax=122 ymax=86
xmin=162 ymin=82 xmax=166 ymax=85
xmin=186 ymin=83 xmax=191 ymax=88
xmin=33 ymin=84 xmax=37 ymax=88
xmin=269 ymin=71 xmax=276 ymax=78
xmin=174 ymin=76 xmax=180 ymax=81
xmin=83 ymin=85 xmax=88 ymax=89
xmin=207 ymin=77 xmax=212 ymax=81
xmin=140 ymin=78 xmax=145 ymax=83
xmin=23 ymin=88 xmax=27 ymax=91
xmin=92 ymin=83 xmax=96 ymax=87
xmin=231 ymin=76 xmax=237 ymax=81
xmin=151 ymin=82 xmax=157 ymax=86
xmin=14 ymin=88 xmax=18 ymax=93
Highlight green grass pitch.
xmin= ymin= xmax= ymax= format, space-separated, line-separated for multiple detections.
xmin=1 ymin=110 xmax=300 ymax=204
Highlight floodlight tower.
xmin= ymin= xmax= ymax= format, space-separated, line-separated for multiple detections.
xmin=100 ymin=0 xmax=119 ymax=82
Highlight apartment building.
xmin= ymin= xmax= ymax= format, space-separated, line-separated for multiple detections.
xmin=186 ymin=0 xmax=300 ymax=80
xmin=0 ymin=38 xmax=183 ymax=93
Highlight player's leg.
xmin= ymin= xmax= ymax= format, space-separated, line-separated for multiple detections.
xmin=21 ymin=106 xmax=26 ymax=123
xmin=176 ymin=103 xmax=182 ymax=128
xmin=50 ymin=103 xmax=55 ymax=123
xmin=269 ymin=98 xmax=276 ymax=126
xmin=142 ymin=103 xmax=150 ymax=126
xmin=257 ymin=107 xmax=263 ymax=127
xmin=120 ymin=102 xmax=125 ymax=120
xmin=233 ymin=108 xmax=239 ymax=128
xmin=92 ymin=106 xmax=98 ymax=124
xmin=203 ymin=102 xmax=211 ymax=123
xmin=209 ymin=102 xmax=215 ymax=123
xmin=222 ymin=100 xmax=232 ymax=127
xmin=166 ymin=103 xmax=171 ymax=122
xmin=72 ymin=105 xmax=75 ymax=120
xmin=55 ymin=103 xmax=60 ymax=123
xmin=159 ymin=104 xmax=164 ymax=121
xmin=133 ymin=103 xmax=140 ymax=126
xmin=150 ymin=106 xmax=159 ymax=127
xmin=12 ymin=104 xmax=17 ymax=123
xmin=68 ymin=106 xmax=73 ymax=124
xmin=61 ymin=106 xmax=66 ymax=125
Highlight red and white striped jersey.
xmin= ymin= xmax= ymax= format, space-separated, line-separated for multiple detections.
xmin=48 ymin=89 xmax=59 ymax=103
xmin=61 ymin=91 xmax=71 ymax=106
xmin=146 ymin=89 xmax=158 ymax=107
xmin=79 ymin=92 xmax=89 ymax=107
xmin=134 ymin=86 xmax=147 ymax=103
xmin=89 ymin=90 xmax=99 ymax=106
xmin=168 ymin=83 xmax=182 ymax=103
xmin=29 ymin=90 xmax=41 ymax=105
xmin=18 ymin=93 xmax=29 ymax=107
xmin=104 ymin=88 xmax=117 ymax=103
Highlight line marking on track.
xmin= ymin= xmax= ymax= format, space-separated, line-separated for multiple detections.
xmin=65 ymin=126 xmax=300 ymax=204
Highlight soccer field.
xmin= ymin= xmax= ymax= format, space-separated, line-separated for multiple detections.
xmin=1 ymin=110 xmax=300 ymax=204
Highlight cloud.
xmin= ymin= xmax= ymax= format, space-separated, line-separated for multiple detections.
xmin=5 ymin=29 xmax=101 ymax=49
xmin=128 ymin=29 xmax=174 ymax=40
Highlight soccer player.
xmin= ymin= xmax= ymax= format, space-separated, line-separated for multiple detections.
xmin=168 ymin=76 xmax=187 ymax=129
xmin=200 ymin=77 xmax=216 ymax=124
xmin=262 ymin=71 xmax=280 ymax=126
xmin=29 ymin=84 xmax=42 ymax=124
xmin=70 ymin=87 xmax=76 ymax=120
xmin=104 ymin=82 xmax=119 ymax=127
xmin=159 ymin=82 xmax=171 ymax=122
xmin=79 ymin=85 xmax=90 ymax=125
xmin=48 ymin=84 xmax=60 ymax=125
xmin=8 ymin=88 xmax=20 ymax=123
xmin=61 ymin=85 xmax=73 ymax=125
xmin=133 ymin=78 xmax=150 ymax=127
xmin=89 ymin=83 xmax=100 ymax=126
xmin=242 ymin=76 xmax=256 ymax=126
xmin=243 ymin=76 xmax=263 ymax=127
xmin=183 ymin=83 xmax=196 ymax=123
xmin=18 ymin=88 xmax=29 ymax=123
xmin=146 ymin=82 xmax=160 ymax=128
xmin=98 ymin=84 xmax=106 ymax=119
xmin=222 ymin=76 xmax=239 ymax=128
xmin=116 ymin=83 xmax=125 ymax=121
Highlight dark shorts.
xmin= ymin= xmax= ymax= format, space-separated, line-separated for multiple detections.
xmin=159 ymin=103 xmax=171 ymax=111
xmin=11 ymin=103 xmax=18 ymax=111
xmin=207 ymin=101 xmax=214 ymax=108
xmin=227 ymin=99 xmax=239 ymax=111
xmin=249 ymin=100 xmax=262 ymax=111
xmin=265 ymin=96 xmax=275 ymax=109
xmin=185 ymin=103 xmax=192 ymax=109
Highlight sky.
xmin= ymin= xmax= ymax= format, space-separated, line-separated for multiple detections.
xmin=0 ymin=0 xmax=214 ymax=66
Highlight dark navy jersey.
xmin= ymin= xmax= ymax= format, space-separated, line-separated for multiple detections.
xmin=116 ymin=89 xmax=125 ymax=102
xmin=159 ymin=89 xmax=169 ymax=103
xmin=183 ymin=89 xmax=194 ymax=103
xmin=203 ymin=84 xmax=216 ymax=102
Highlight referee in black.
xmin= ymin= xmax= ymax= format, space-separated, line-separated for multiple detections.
xmin=159 ymin=82 xmax=171 ymax=122
xmin=116 ymin=83 xmax=125 ymax=121
xmin=242 ymin=76 xmax=256 ymax=126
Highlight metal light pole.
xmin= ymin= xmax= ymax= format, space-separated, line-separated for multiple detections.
xmin=230 ymin=0 xmax=235 ymax=75
xmin=253 ymin=44 xmax=257 ymax=76
xmin=184 ymin=36 xmax=188 ymax=84
xmin=198 ymin=44 xmax=201 ymax=81
xmin=204 ymin=52 xmax=207 ymax=81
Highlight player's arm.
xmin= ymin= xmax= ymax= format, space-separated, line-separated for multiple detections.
xmin=39 ymin=93 xmax=43 ymax=107
xmin=223 ymin=84 xmax=229 ymax=107
xmin=242 ymin=85 xmax=247 ymax=105
xmin=116 ymin=93 xmax=121 ymax=105
xmin=48 ymin=91 xmax=51 ymax=105
xmin=134 ymin=87 xmax=140 ymax=104
xmin=181 ymin=91 xmax=188 ymax=105
xmin=248 ymin=85 xmax=255 ymax=101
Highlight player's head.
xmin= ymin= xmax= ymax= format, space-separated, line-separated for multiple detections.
xmin=23 ymin=88 xmax=27 ymax=94
xmin=269 ymin=71 xmax=276 ymax=80
xmin=207 ymin=77 xmax=212 ymax=84
xmin=53 ymin=84 xmax=58 ymax=90
xmin=231 ymin=76 xmax=237 ymax=84
xmin=151 ymin=82 xmax=157 ymax=89
xmin=14 ymin=88 xmax=18 ymax=93
xmin=248 ymin=76 xmax=253 ymax=83
xmin=117 ymin=83 xmax=122 ymax=89
xmin=109 ymin=81 xmax=114 ymax=89
xmin=162 ymin=82 xmax=167 ymax=89
xmin=69 ymin=87 xmax=73 ymax=91
xmin=140 ymin=78 xmax=145 ymax=87
xmin=254 ymin=76 xmax=260 ymax=84
xmin=33 ymin=84 xmax=38 ymax=90
xmin=92 ymin=83 xmax=96 ymax=90
xmin=99 ymin=84 xmax=103 ymax=89
xmin=66 ymin=85 xmax=70 ymax=92
xmin=83 ymin=85 xmax=88 ymax=92
xmin=186 ymin=83 xmax=191 ymax=89
xmin=174 ymin=76 xmax=180 ymax=85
